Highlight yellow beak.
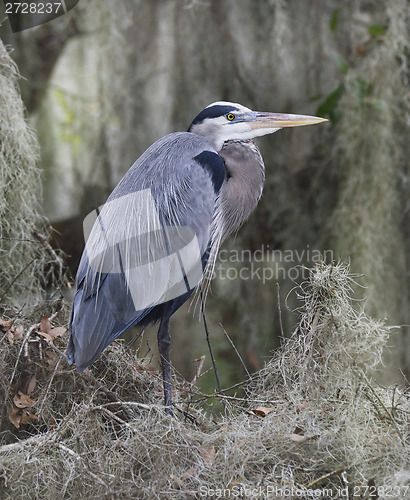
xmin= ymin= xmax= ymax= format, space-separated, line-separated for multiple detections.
xmin=250 ymin=112 xmax=327 ymax=129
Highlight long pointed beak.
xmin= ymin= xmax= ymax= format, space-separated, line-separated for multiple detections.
xmin=250 ymin=112 xmax=327 ymax=129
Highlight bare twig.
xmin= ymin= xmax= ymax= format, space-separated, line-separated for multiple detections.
xmin=9 ymin=323 xmax=39 ymax=386
xmin=32 ymin=226 xmax=66 ymax=277
xmin=190 ymin=355 xmax=206 ymax=386
xmin=303 ymin=466 xmax=348 ymax=489
xmin=53 ymin=442 xmax=110 ymax=487
xmin=0 ymin=435 xmax=47 ymax=454
xmin=37 ymin=357 xmax=62 ymax=415
xmin=220 ymin=324 xmax=252 ymax=380
xmin=276 ymin=282 xmax=285 ymax=340
xmin=0 ymin=258 xmax=37 ymax=303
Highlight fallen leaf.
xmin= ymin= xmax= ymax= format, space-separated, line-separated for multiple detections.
xmin=289 ymin=427 xmax=319 ymax=442
xmin=40 ymin=315 xmax=51 ymax=334
xmin=0 ymin=318 xmax=13 ymax=331
xmin=45 ymin=350 xmax=58 ymax=369
xmin=200 ymin=445 xmax=215 ymax=467
xmin=6 ymin=324 xmax=25 ymax=346
xmin=13 ymin=324 xmax=24 ymax=340
xmin=14 ymin=391 xmax=35 ymax=408
xmin=48 ymin=327 xmax=67 ymax=338
xmin=38 ymin=331 xmax=54 ymax=343
xmin=250 ymin=406 xmax=274 ymax=417
xmin=169 ymin=473 xmax=186 ymax=489
xmin=8 ymin=405 xmax=21 ymax=428
xmin=6 ymin=329 xmax=14 ymax=346
xmin=296 ymin=401 xmax=308 ymax=414
xmin=228 ymin=478 xmax=244 ymax=490
xmin=368 ymin=478 xmax=379 ymax=499
xmin=135 ymin=363 xmax=156 ymax=373
xmin=48 ymin=415 xmax=57 ymax=430
xmin=181 ymin=467 xmax=196 ymax=480
xmin=8 ymin=404 xmax=38 ymax=429
xmin=20 ymin=409 xmax=38 ymax=426
xmin=27 ymin=375 xmax=37 ymax=395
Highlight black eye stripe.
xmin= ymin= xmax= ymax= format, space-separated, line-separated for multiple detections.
xmin=188 ymin=105 xmax=240 ymax=129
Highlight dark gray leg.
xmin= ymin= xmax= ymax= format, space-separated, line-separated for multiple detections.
xmin=157 ymin=318 xmax=173 ymax=414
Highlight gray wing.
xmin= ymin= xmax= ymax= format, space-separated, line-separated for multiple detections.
xmin=67 ymin=132 xmax=225 ymax=371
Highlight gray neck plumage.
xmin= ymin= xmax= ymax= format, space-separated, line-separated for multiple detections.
xmin=218 ymin=139 xmax=265 ymax=240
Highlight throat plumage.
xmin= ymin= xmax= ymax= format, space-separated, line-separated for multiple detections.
xmin=218 ymin=140 xmax=265 ymax=239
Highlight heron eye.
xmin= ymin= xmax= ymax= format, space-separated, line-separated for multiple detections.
xmin=227 ymin=113 xmax=235 ymax=121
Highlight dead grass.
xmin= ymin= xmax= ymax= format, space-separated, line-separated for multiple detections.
xmin=0 ymin=262 xmax=408 ymax=499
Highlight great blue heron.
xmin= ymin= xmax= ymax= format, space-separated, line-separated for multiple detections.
xmin=67 ymin=101 xmax=326 ymax=412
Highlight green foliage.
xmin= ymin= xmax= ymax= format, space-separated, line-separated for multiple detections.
xmin=368 ymin=24 xmax=387 ymax=37
xmin=330 ymin=8 xmax=341 ymax=32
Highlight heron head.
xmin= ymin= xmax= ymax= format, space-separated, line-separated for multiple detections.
xmin=188 ymin=101 xmax=327 ymax=151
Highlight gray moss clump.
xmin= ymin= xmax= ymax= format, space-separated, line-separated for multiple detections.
xmin=0 ymin=41 xmax=62 ymax=305
xmin=0 ymin=262 xmax=409 ymax=499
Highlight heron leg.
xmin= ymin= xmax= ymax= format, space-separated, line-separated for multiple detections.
xmin=157 ymin=318 xmax=173 ymax=414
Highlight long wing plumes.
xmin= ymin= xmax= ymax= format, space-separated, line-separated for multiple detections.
xmin=68 ymin=133 xmax=219 ymax=370
xmin=83 ymin=190 xmax=203 ymax=315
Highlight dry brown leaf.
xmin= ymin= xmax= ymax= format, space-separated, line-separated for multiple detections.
xmin=6 ymin=329 xmax=14 ymax=346
xmin=7 ymin=404 xmax=38 ymax=428
xmin=48 ymin=327 xmax=67 ymax=338
xmin=169 ymin=473 xmax=186 ymax=489
xmin=13 ymin=324 xmax=24 ymax=340
xmin=250 ymin=406 xmax=274 ymax=417
xmin=181 ymin=467 xmax=197 ymax=480
xmin=49 ymin=415 xmax=57 ymax=430
xmin=200 ymin=445 xmax=215 ymax=467
xmin=27 ymin=375 xmax=37 ymax=395
xmin=228 ymin=478 xmax=244 ymax=490
xmin=135 ymin=363 xmax=156 ymax=373
xmin=40 ymin=315 xmax=51 ymax=334
xmin=6 ymin=324 xmax=25 ymax=346
xmin=289 ymin=427 xmax=319 ymax=442
xmin=45 ymin=350 xmax=58 ymax=369
xmin=0 ymin=318 xmax=13 ymax=331
xmin=14 ymin=391 xmax=35 ymax=408
xmin=38 ymin=331 xmax=54 ymax=343
xmin=20 ymin=409 xmax=38 ymax=426
xmin=296 ymin=401 xmax=308 ymax=414
xmin=7 ymin=405 xmax=22 ymax=428
xmin=368 ymin=478 xmax=379 ymax=499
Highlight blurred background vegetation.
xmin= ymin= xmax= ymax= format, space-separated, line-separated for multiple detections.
xmin=0 ymin=0 xmax=409 ymax=398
